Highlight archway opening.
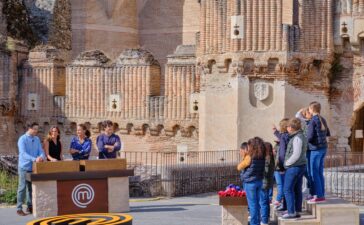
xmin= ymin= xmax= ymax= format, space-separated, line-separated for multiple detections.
xmin=350 ymin=106 xmax=364 ymax=152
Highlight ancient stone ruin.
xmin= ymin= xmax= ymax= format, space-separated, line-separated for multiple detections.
xmin=0 ymin=0 xmax=363 ymax=157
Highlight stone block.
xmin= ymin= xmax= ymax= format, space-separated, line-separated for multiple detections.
xmin=221 ymin=205 xmax=248 ymax=225
xmin=108 ymin=177 xmax=130 ymax=213
xmin=32 ymin=181 xmax=58 ymax=218
xmin=278 ymin=218 xmax=319 ymax=225
xmin=316 ymin=201 xmax=359 ymax=225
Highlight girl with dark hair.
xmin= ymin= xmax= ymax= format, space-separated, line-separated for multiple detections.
xmin=96 ymin=120 xmax=122 ymax=159
xmin=240 ymin=137 xmax=266 ymax=225
xmin=43 ymin=126 xmax=62 ymax=161
xmin=69 ymin=124 xmax=92 ymax=160
xmin=260 ymin=142 xmax=275 ymax=225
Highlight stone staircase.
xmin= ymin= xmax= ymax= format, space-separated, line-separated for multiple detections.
xmin=271 ymin=197 xmax=359 ymax=225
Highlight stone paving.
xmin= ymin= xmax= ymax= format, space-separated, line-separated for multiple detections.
xmin=1 ymin=193 xmax=364 ymax=225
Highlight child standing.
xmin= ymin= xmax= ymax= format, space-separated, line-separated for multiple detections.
xmin=281 ymin=118 xmax=307 ymax=220
xmin=260 ymin=142 xmax=275 ymax=225
xmin=307 ymin=102 xmax=330 ymax=204
xmin=241 ymin=137 xmax=266 ymax=225
xmin=296 ymin=107 xmax=313 ymax=198
xmin=237 ymin=142 xmax=251 ymax=172
xmin=273 ymin=119 xmax=290 ymax=211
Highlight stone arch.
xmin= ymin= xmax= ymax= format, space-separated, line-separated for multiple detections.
xmin=207 ymin=59 xmax=216 ymax=74
xmin=97 ymin=121 xmax=104 ymax=132
xmin=349 ymin=104 xmax=364 ymax=152
xmin=142 ymin=123 xmax=149 ymax=135
xmin=186 ymin=126 xmax=197 ymax=138
xmin=342 ymin=35 xmax=351 ymax=52
xmin=267 ymin=58 xmax=279 ymax=73
xmin=157 ymin=124 xmax=165 ymax=136
xmin=172 ymin=124 xmax=181 ymax=137
xmin=70 ymin=122 xmax=77 ymax=133
xmin=224 ymin=58 xmax=232 ymax=73
xmin=113 ymin=122 xmax=120 ymax=132
xmin=126 ymin=123 xmax=133 ymax=134
xmin=243 ymin=58 xmax=254 ymax=74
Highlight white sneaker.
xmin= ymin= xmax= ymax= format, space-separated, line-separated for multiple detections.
xmin=302 ymin=187 xmax=310 ymax=195
xmin=261 ymin=223 xmax=269 ymax=225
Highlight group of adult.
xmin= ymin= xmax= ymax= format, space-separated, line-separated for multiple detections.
xmin=237 ymin=101 xmax=330 ymax=225
xmin=16 ymin=120 xmax=122 ymax=216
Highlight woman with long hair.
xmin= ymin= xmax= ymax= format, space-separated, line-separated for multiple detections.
xmin=241 ymin=137 xmax=266 ymax=225
xmin=43 ymin=126 xmax=62 ymax=161
xmin=69 ymin=124 xmax=92 ymax=160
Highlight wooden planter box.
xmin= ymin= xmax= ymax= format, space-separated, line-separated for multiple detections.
xmin=219 ymin=196 xmax=248 ymax=206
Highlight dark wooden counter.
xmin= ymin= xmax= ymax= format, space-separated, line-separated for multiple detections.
xmin=26 ymin=169 xmax=134 ymax=182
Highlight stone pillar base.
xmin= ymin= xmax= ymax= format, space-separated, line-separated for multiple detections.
xmin=222 ymin=205 xmax=248 ymax=225
xmin=32 ymin=181 xmax=58 ymax=218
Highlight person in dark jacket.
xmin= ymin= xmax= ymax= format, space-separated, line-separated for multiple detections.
xmin=281 ymin=118 xmax=307 ymax=220
xmin=307 ymin=102 xmax=330 ymax=204
xmin=241 ymin=137 xmax=265 ymax=225
xmin=259 ymin=142 xmax=275 ymax=225
xmin=96 ymin=120 xmax=122 ymax=159
xmin=273 ymin=118 xmax=290 ymax=211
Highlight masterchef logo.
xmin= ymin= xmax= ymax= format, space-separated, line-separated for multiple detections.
xmin=71 ymin=184 xmax=95 ymax=208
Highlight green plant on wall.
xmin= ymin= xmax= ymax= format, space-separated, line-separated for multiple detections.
xmin=0 ymin=170 xmax=18 ymax=205
xmin=3 ymin=0 xmax=37 ymax=47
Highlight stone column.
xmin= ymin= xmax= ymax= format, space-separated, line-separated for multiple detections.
xmin=200 ymin=0 xmax=207 ymax=54
xmin=32 ymin=181 xmax=58 ymax=218
xmin=264 ymin=0 xmax=270 ymax=51
xmin=108 ymin=177 xmax=130 ymax=213
xmin=277 ymin=0 xmax=283 ymax=51
xmin=125 ymin=66 xmax=130 ymax=119
xmin=270 ymin=0 xmax=279 ymax=51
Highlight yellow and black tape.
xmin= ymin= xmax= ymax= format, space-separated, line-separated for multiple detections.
xmin=27 ymin=213 xmax=133 ymax=225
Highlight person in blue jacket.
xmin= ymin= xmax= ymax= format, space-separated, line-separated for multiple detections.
xmin=69 ymin=124 xmax=92 ymax=160
xmin=273 ymin=118 xmax=290 ymax=211
xmin=306 ymin=102 xmax=330 ymax=204
xmin=96 ymin=120 xmax=122 ymax=159
xmin=16 ymin=122 xmax=46 ymax=216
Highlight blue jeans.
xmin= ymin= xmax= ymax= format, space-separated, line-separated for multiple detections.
xmin=16 ymin=168 xmax=32 ymax=210
xmin=305 ymin=150 xmax=314 ymax=195
xmin=284 ymin=166 xmax=305 ymax=215
xmin=245 ymin=180 xmax=262 ymax=225
xmin=274 ymin=171 xmax=285 ymax=201
xmin=259 ymin=189 xmax=270 ymax=224
xmin=268 ymin=188 xmax=273 ymax=202
xmin=309 ymin=148 xmax=327 ymax=198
